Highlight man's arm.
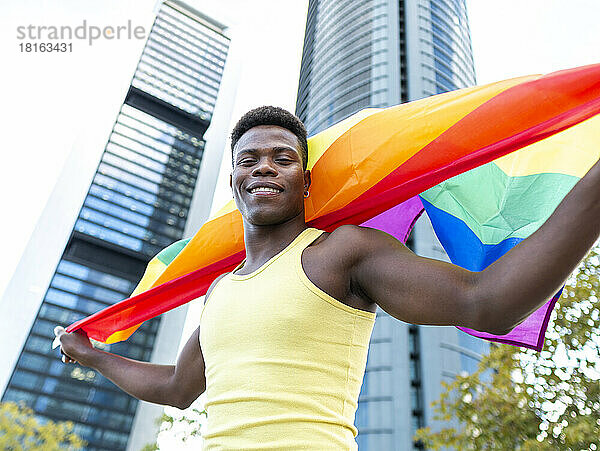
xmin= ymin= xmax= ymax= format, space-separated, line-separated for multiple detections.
xmin=349 ymin=158 xmax=600 ymax=335
xmin=58 ymin=273 xmax=228 ymax=409
xmin=59 ymin=327 xmax=205 ymax=410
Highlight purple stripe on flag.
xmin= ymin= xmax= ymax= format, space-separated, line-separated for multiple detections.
xmin=360 ymin=195 xmax=424 ymax=243
xmin=457 ymin=290 xmax=561 ymax=351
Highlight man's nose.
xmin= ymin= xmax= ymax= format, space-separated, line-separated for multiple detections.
xmin=252 ymin=158 xmax=277 ymax=176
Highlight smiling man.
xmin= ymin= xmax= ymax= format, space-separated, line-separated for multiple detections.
xmin=59 ymin=106 xmax=600 ymax=450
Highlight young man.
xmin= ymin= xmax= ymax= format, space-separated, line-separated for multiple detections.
xmin=59 ymin=106 xmax=600 ymax=449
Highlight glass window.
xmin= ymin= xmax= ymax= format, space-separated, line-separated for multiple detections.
xmin=151 ymin=22 xmax=224 ymax=77
xmin=435 ymin=71 xmax=457 ymax=91
xmin=118 ymin=114 xmax=178 ymax=149
xmin=138 ymin=58 xmax=217 ymax=104
xmin=435 ymin=60 xmax=455 ymax=79
xmin=433 ymin=46 xmax=453 ymax=68
xmin=80 ymin=207 xmax=149 ymax=240
xmin=145 ymin=39 xmax=220 ymax=86
xmin=74 ymin=219 xmax=148 ymax=253
xmin=36 ymin=396 xmax=87 ymax=420
xmin=3 ymin=388 xmax=37 ymax=405
xmin=11 ymin=370 xmax=42 ymax=391
xmin=51 ymin=274 xmax=124 ymax=304
xmin=46 ymin=377 xmax=91 ymax=399
xmin=106 ymin=142 xmax=166 ymax=174
xmin=45 ymin=288 xmax=109 ymax=314
xmin=72 ymin=423 xmax=94 ymax=438
xmin=432 ymin=34 xmax=453 ymax=56
xmin=88 ymin=389 xmax=130 ymax=411
xmin=98 ymin=163 xmax=158 ymax=194
xmin=409 ymin=358 xmax=420 ymax=380
xmin=24 ymin=334 xmax=54 ymax=354
xmin=121 ymin=105 xmax=177 ymax=137
xmin=408 ymin=331 xmax=418 ymax=355
xmin=132 ymin=77 xmax=198 ymax=116
xmin=89 ymin=408 xmax=133 ymax=430
xmin=410 ymin=387 xmax=422 ymax=411
xmin=84 ymin=197 xmax=149 ymax=229
xmin=93 ymin=173 xmax=157 ymax=205
xmin=411 ymin=414 xmax=423 ymax=433
xmin=102 ymin=429 xmax=129 ymax=448
xmin=158 ymin=8 xmax=229 ymax=57
xmin=88 ymin=185 xmax=154 ymax=217
xmin=18 ymin=352 xmax=51 ymax=373
xmin=31 ymin=318 xmax=61 ymax=338
xmin=78 ymin=211 xmax=175 ymax=248
xmin=102 ymin=153 xmax=163 ymax=184
xmin=112 ymin=126 xmax=172 ymax=159
xmin=108 ymin=342 xmax=149 ymax=361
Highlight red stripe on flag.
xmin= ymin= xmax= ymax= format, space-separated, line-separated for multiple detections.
xmin=66 ymin=250 xmax=246 ymax=341
xmin=311 ymin=95 xmax=600 ymax=231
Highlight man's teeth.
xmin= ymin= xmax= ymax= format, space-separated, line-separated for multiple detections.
xmin=250 ymin=187 xmax=280 ymax=193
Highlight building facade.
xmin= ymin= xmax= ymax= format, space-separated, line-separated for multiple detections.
xmin=0 ymin=2 xmax=230 ymax=450
xmin=296 ymin=1 xmax=484 ymax=449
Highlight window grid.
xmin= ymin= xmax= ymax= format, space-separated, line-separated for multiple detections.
xmin=92 ymin=173 xmax=189 ymax=215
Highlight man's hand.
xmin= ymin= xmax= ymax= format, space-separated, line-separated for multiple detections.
xmin=47 ymin=275 xmax=220 ymax=408
xmin=54 ymin=327 xmax=96 ymax=366
xmin=51 ymin=325 xmax=207 ymax=409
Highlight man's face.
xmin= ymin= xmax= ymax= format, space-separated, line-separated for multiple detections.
xmin=230 ymin=125 xmax=310 ymax=226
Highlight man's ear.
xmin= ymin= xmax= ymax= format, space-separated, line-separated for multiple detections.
xmin=304 ymin=169 xmax=311 ymax=192
xmin=229 ymin=173 xmax=233 ymax=190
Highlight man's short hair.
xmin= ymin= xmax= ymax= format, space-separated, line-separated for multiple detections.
xmin=230 ymin=106 xmax=308 ymax=169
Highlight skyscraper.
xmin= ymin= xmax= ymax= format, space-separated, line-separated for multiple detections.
xmin=0 ymin=2 xmax=231 ymax=450
xmin=296 ymin=1 xmax=485 ymax=449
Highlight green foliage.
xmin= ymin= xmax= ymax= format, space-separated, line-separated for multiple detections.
xmin=415 ymin=247 xmax=600 ymax=450
xmin=0 ymin=402 xmax=85 ymax=450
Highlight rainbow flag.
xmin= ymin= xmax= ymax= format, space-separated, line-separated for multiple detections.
xmin=66 ymin=64 xmax=600 ymax=350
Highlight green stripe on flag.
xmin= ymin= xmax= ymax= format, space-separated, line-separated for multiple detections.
xmin=156 ymin=238 xmax=191 ymax=266
xmin=420 ymin=163 xmax=579 ymax=245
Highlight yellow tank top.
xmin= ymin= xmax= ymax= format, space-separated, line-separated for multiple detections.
xmin=199 ymin=227 xmax=376 ymax=450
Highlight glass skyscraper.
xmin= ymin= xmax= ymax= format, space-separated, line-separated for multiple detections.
xmin=1 ymin=2 xmax=229 ymax=450
xmin=296 ymin=1 xmax=484 ymax=449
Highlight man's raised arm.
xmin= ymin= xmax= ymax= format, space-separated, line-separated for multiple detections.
xmin=58 ymin=326 xmax=205 ymax=410
xmin=349 ymin=158 xmax=600 ymax=335
xmin=56 ymin=266 xmax=228 ymax=409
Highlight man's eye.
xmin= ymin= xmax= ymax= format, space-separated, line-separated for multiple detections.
xmin=238 ymin=159 xmax=255 ymax=165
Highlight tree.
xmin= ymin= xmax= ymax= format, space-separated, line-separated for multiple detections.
xmin=140 ymin=407 xmax=206 ymax=451
xmin=415 ymin=246 xmax=600 ymax=450
xmin=0 ymin=402 xmax=85 ymax=450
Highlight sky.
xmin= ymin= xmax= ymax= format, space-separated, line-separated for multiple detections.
xmin=0 ymin=0 xmax=598 ymax=448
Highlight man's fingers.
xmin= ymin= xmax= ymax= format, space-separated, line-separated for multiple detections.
xmin=52 ymin=326 xmax=66 ymax=349
xmin=61 ymin=351 xmax=76 ymax=364
xmin=54 ymin=326 xmax=75 ymax=362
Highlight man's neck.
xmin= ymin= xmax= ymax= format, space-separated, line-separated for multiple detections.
xmin=241 ymin=213 xmax=309 ymax=272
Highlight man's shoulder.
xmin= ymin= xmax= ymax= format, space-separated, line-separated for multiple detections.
xmin=324 ymin=224 xmax=406 ymax=258
xmin=328 ymin=224 xmax=393 ymax=245
xmin=205 ymin=272 xmax=229 ymax=299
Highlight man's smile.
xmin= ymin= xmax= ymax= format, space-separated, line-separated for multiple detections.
xmin=246 ymin=182 xmax=284 ymax=196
